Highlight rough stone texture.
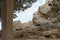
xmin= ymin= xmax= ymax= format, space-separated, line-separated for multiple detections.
xmin=33 ymin=0 xmax=60 ymax=30
xmin=39 ymin=0 xmax=53 ymax=14
xmin=12 ymin=0 xmax=60 ymax=39
xmin=2 ymin=0 xmax=59 ymax=40
xmin=0 ymin=0 xmax=60 ymax=40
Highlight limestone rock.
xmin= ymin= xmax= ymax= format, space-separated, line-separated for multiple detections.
xmin=13 ymin=0 xmax=60 ymax=39
xmin=40 ymin=29 xmax=58 ymax=36
xmin=38 ymin=0 xmax=53 ymax=14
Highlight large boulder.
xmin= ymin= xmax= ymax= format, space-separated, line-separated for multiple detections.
xmin=33 ymin=0 xmax=60 ymax=29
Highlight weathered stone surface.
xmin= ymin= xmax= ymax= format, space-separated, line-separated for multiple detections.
xmin=40 ymin=29 xmax=58 ymax=36
xmin=13 ymin=0 xmax=60 ymax=39
xmin=39 ymin=0 xmax=53 ymax=14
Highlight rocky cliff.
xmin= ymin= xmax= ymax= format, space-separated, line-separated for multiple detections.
xmin=13 ymin=0 xmax=60 ymax=39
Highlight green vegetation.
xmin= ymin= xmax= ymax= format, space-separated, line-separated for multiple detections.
xmin=13 ymin=0 xmax=37 ymax=18
xmin=14 ymin=0 xmax=37 ymax=12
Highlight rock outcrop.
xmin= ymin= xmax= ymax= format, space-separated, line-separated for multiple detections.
xmin=13 ymin=0 xmax=60 ymax=39
xmin=33 ymin=0 xmax=60 ymax=29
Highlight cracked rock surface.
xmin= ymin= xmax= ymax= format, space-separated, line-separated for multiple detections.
xmin=13 ymin=0 xmax=60 ymax=40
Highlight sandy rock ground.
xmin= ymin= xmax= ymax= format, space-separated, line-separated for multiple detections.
xmin=12 ymin=0 xmax=60 ymax=40
xmin=0 ymin=0 xmax=59 ymax=40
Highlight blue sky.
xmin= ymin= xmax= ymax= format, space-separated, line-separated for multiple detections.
xmin=13 ymin=0 xmax=46 ymax=23
xmin=0 ymin=0 xmax=46 ymax=30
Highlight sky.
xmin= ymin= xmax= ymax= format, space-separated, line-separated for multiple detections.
xmin=13 ymin=0 xmax=46 ymax=23
xmin=0 ymin=0 xmax=46 ymax=30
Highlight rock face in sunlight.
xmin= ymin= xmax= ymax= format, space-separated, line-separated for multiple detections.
xmin=38 ymin=0 xmax=53 ymax=14
xmin=13 ymin=0 xmax=60 ymax=40
xmin=33 ymin=0 xmax=60 ymax=28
